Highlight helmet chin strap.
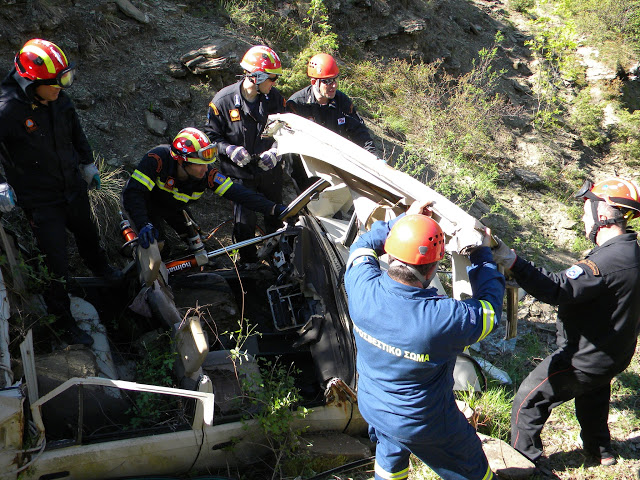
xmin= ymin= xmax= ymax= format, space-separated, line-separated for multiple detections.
xmin=588 ymin=200 xmax=621 ymax=244
xmin=390 ymin=258 xmax=430 ymax=288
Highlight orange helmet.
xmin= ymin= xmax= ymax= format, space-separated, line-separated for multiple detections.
xmin=590 ymin=178 xmax=640 ymax=219
xmin=14 ymin=39 xmax=75 ymax=88
xmin=384 ymin=215 xmax=445 ymax=265
xmin=307 ymin=53 xmax=339 ymax=79
xmin=240 ymin=45 xmax=282 ymax=75
xmin=170 ymin=128 xmax=217 ymax=165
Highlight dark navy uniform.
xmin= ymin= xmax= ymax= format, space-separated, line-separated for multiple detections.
xmin=286 ymin=85 xmax=376 ymax=154
xmin=204 ymin=80 xmax=286 ymax=262
xmin=0 ymin=70 xmax=110 ymax=325
xmin=345 ymin=216 xmax=504 ymax=480
xmin=122 ymin=145 xmax=279 ymax=245
xmin=510 ymin=232 xmax=640 ymax=462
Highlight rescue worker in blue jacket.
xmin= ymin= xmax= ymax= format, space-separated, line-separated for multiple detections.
xmin=0 ymin=39 xmax=120 ymax=347
xmin=493 ymin=177 xmax=640 ymax=467
xmin=345 ymin=200 xmax=505 ymax=480
xmin=203 ymin=45 xmax=286 ymax=264
xmin=286 ymin=53 xmax=376 ymax=155
xmin=122 ymin=127 xmax=285 ymax=255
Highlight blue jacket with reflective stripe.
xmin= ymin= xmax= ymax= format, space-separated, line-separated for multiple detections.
xmin=344 ymin=216 xmax=505 ymax=439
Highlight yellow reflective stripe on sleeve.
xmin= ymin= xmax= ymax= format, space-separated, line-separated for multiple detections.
xmin=213 ymin=177 xmax=233 ymax=196
xmin=374 ymin=461 xmax=409 ymax=480
xmin=477 ymin=300 xmax=496 ymax=341
xmin=346 ymin=248 xmax=378 ymax=268
xmin=131 ymin=170 xmax=155 ymax=191
xmin=156 ymin=179 xmax=204 ymax=203
xmin=482 ymin=464 xmax=494 ymax=480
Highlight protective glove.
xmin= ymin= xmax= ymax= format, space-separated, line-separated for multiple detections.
xmin=272 ymin=203 xmax=287 ymax=218
xmin=257 ymin=147 xmax=280 ymax=171
xmin=225 ymin=145 xmax=251 ymax=167
xmin=80 ymin=163 xmax=101 ymax=190
xmin=138 ymin=223 xmax=159 ymax=249
xmin=0 ymin=183 xmax=16 ymax=213
xmin=492 ymin=236 xmax=517 ymax=270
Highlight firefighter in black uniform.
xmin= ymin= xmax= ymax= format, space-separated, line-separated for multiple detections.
xmin=0 ymin=39 xmax=121 ymax=347
xmin=122 ymin=127 xmax=285 ymax=254
xmin=203 ymin=45 xmax=286 ymax=264
xmin=493 ymin=177 xmax=640 ymax=467
xmin=286 ymin=53 xmax=376 ymax=154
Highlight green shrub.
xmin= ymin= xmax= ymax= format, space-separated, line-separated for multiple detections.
xmin=510 ymin=0 xmax=536 ymax=13
xmin=611 ymin=108 xmax=640 ymax=165
xmin=569 ymin=88 xmax=608 ymax=148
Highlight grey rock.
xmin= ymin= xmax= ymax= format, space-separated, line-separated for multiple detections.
xmin=115 ymin=0 xmax=150 ymax=24
xmin=145 ymin=110 xmax=168 ymax=136
xmin=513 ymin=168 xmax=544 ymax=187
xmin=400 ymin=19 xmax=425 ymax=34
xmin=512 ymin=80 xmax=532 ymax=95
xmin=180 ymin=44 xmax=238 ymax=76
xmin=167 ymin=62 xmax=187 ymax=79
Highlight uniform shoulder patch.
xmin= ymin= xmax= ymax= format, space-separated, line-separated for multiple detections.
xmin=565 ymin=264 xmax=584 ymax=279
xmin=209 ymin=102 xmax=220 ymax=116
xmin=208 ymin=170 xmax=226 ymax=189
xmin=147 ymin=152 xmax=162 ymax=172
xmin=229 ymin=109 xmax=241 ymax=122
xmin=577 ymin=259 xmax=600 ymax=276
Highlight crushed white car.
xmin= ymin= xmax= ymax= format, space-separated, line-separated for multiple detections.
xmin=0 ymin=113 xmax=524 ymax=479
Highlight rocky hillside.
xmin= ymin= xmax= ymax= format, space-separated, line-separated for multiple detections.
xmin=0 ymin=0 xmax=635 ymax=262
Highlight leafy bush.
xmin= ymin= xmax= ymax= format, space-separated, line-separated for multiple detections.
xmin=510 ymin=0 xmax=536 ymax=13
xmin=611 ymin=108 xmax=640 ymax=165
xmin=569 ymin=88 xmax=608 ymax=148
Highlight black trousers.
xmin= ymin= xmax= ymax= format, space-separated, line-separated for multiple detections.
xmin=511 ymin=348 xmax=614 ymax=462
xmin=24 ymin=192 xmax=107 ymax=327
xmin=232 ymin=164 xmax=283 ymax=262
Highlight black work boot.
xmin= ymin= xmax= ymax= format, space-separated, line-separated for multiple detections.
xmin=584 ymin=446 xmax=618 ymax=466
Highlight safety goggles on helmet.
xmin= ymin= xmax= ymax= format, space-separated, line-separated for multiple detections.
xmin=176 ymin=140 xmax=217 ymax=164
xmin=250 ymin=70 xmax=281 ymax=85
xmin=189 ymin=143 xmax=217 ymax=162
xmin=574 ymin=179 xmax=595 ymax=201
xmin=318 ymin=77 xmax=338 ymax=85
xmin=32 ymin=63 xmax=76 ymax=88
xmin=171 ymin=128 xmax=217 ymax=165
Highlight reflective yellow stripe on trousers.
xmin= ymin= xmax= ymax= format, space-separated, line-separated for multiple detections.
xmin=374 ymin=460 xmax=408 ymax=480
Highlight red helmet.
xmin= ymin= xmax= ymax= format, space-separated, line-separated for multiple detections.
xmin=307 ymin=53 xmax=339 ymax=79
xmin=170 ymin=128 xmax=217 ymax=165
xmin=240 ymin=46 xmax=282 ymax=76
xmin=14 ymin=39 xmax=75 ymax=88
xmin=384 ymin=215 xmax=445 ymax=265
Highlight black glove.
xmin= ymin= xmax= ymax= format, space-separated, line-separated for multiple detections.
xmin=273 ymin=203 xmax=287 ymax=218
xmin=138 ymin=223 xmax=159 ymax=249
